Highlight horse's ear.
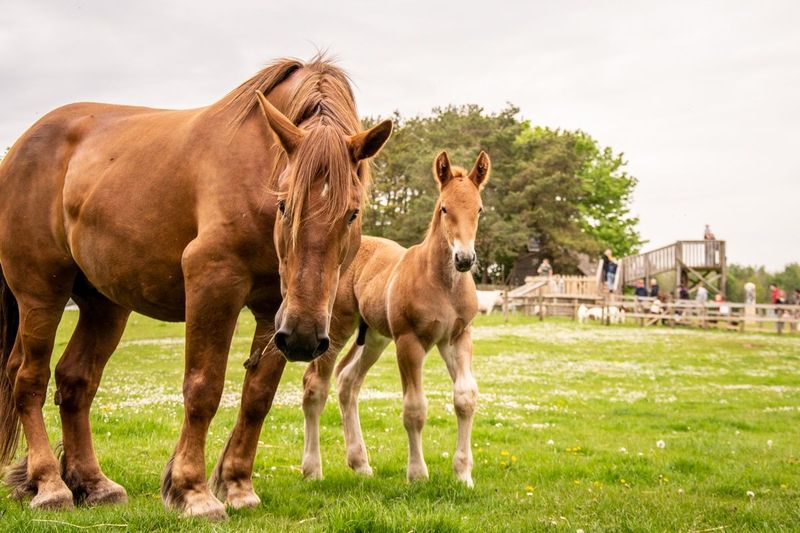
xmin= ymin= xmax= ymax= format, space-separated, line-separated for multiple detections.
xmin=348 ymin=119 xmax=393 ymax=161
xmin=468 ymin=151 xmax=491 ymax=190
xmin=433 ymin=151 xmax=454 ymax=188
xmin=255 ymin=91 xmax=303 ymax=155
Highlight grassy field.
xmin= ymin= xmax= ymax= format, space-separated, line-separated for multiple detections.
xmin=0 ymin=312 xmax=798 ymax=532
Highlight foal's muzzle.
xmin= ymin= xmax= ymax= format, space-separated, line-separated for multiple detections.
xmin=454 ymin=251 xmax=476 ymax=272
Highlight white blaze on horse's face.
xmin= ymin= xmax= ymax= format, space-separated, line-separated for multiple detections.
xmin=433 ymin=151 xmax=491 ymax=273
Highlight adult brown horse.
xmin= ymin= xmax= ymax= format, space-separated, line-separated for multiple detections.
xmin=210 ymin=151 xmax=488 ymax=506
xmin=0 ymin=56 xmax=392 ymax=520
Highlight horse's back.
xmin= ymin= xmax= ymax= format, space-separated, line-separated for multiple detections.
xmin=0 ymin=101 xmax=208 ymax=319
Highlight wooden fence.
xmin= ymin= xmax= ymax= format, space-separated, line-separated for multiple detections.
xmin=504 ymin=291 xmax=800 ymax=335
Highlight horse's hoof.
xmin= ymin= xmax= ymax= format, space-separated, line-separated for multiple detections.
xmin=456 ymin=474 xmax=474 ymax=488
xmin=225 ymin=487 xmax=260 ymax=510
xmin=302 ymin=463 xmax=324 ymax=480
xmin=350 ymin=462 xmax=373 ymax=476
xmin=85 ymin=479 xmax=128 ymax=506
xmin=30 ymin=483 xmax=74 ymax=510
xmin=406 ymin=464 xmax=429 ymax=482
xmin=181 ymin=491 xmax=228 ymax=521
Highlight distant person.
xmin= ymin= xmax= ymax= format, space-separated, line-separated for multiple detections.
xmin=770 ymin=284 xmax=780 ymax=304
xmin=634 ymin=279 xmax=648 ymax=298
xmin=776 ymin=289 xmax=789 ymax=334
xmin=714 ymin=293 xmax=730 ymax=316
xmin=695 ymin=286 xmax=708 ymax=304
xmin=703 ymin=224 xmax=717 ymax=265
xmin=602 ymin=249 xmax=618 ymax=292
xmin=744 ymin=282 xmax=756 ymax=305
xmin=794 ymin=288 xmax=800 ymax=305
xmin=537 ymin=258 xmax=553 ymax=277
xmin=649 ymin=278 xmax=659 ymax=298
xmin=678 ymin=283 xmax=690 ymax=300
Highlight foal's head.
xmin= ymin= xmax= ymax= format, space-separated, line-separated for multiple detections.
xmin=432 ymin=151 xmax=491 ymax=272
xmin=256 ymin=92 xmax=392 ymax=361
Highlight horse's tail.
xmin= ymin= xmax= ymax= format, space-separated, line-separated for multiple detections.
xmin=0 ymin=266 xmax=20 ymax=467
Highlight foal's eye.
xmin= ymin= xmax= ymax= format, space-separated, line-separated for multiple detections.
xmin=278 ymin=200 xmax=286 ymax=215
xmin=478 ymin=206 xmax=484 ymax=215
xmin=441 ymin=206 xmax=447 ymax=215
xmin=347 ymin=209 xmax=359 ymax=225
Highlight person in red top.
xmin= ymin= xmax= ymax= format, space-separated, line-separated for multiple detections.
xmin=770 ymin=284 xmax=780 ymax=304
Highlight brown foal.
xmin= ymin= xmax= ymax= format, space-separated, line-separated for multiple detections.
xmin=213 ymin=151 xmax=489 ymax=498
xmin=0 ymin=56 xmax=391 ymax=520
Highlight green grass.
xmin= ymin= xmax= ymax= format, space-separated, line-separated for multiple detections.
xmin=1 ymin=313 xmax=799 ymax=531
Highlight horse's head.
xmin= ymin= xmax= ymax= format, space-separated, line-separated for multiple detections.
xmin=433 ymin=151 xmax=491 ymax=272
xmin=256 ymin=92 xmax=392 ymax=362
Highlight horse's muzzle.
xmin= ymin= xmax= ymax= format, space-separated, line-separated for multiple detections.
xmin=274 ymin=328 xmax=329 ymax=362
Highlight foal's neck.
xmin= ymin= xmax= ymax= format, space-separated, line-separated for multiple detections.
xmin=420 ymin=205 xmax=466 ymax=291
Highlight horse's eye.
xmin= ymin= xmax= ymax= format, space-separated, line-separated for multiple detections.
xmin=278 ymin=200 xmax=286 ymax=215
xmin=441 ymin=206 xmax=447 ymax=215
xmin=347 ymin=209 xmax=360 ymax=225
xmin=478 ymin=206 xmax=484 ymax=214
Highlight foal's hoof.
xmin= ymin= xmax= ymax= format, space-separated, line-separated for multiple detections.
xmin=85 ymin=479 xmax=128 ymax=506
xmin=181 ymin=491 xmax=228 ymax=521
xmin=30 ymin=483 xmax=74 ymax=510
xmin=406 ymin=463 xmax=429 ymax=483
xmin=456 ymin=473 xmax=475 ymax=488
xmin=302 ymin=462 xmax=324 ymax=481
xmin=350 ymin=462 xmax=373 ymax=476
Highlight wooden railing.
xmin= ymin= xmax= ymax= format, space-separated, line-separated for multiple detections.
xmin=619 ymin=240 xmax=724 ymax=285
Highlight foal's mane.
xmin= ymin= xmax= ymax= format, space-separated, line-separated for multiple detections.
xmin=215 ymin=55 xmax=370 ymax=240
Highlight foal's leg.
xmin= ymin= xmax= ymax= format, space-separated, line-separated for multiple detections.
xmin=56 ymin=292 xmax=130 ymax=505
xmin=209 ymin=319 xmax=285 ymax=509
xmin=300 ymin=351 xmax=336 ymax=479
xmin=300 ymin=313 xmax=357 ymax=480
xmin=4 ymin=271 xmax=75 ymax=509
xmin=396 ymin=334 xmax=429 ymax=482
xmin=161 ymin=247 xmax=249 ymax=520
xmin=336 ymin=330 xmax=390 ymax=475
xmin=438 ymin=331 xmax=478 ymax=487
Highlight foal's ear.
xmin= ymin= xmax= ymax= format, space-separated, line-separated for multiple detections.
xmin=433 ymin=151 xmax=454 ymax=188
xmin=348 ymin=119 xmax=393 ymax=161
xmin=255 ymin=91 xmax=303 ymax=155
xmin=468 ymin=151 xmax=491 ymax=189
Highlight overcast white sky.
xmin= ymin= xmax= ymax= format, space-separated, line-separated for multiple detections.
xmin=1 ymin=0 xmax=797 ymax=269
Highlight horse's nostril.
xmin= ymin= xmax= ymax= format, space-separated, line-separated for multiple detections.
xmin=315 ymin=337 xmax=330 ymax=355
xmin=274 ymin=330 xmax=289 ymax=354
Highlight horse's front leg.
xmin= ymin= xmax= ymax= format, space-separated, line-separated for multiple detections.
xmin=396 ymin=333 xmax=429 ymax=482
xmin=161 ymin=246 xmax=249 ymax=520
xmin=209 ymin=319 xmax=286 ymax=509
xmin=438 ymin=330 xmax=478 ymax=487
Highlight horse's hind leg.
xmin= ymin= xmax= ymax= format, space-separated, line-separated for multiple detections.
xmin=336 ymin=330 xmax=390 ymax=475
xmin=4 ymin=268 xmax=75 ymax=509
xmin=56 ymin=289 xmax=130 ymax=505
xmin=438 ymin=331 xmax=478 ymax=487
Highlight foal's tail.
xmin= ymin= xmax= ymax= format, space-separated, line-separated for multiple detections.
xmin=334 ymin=321 xmax=368 ymax=378
xmin=0 ymin=266 xmax=20 ymax=467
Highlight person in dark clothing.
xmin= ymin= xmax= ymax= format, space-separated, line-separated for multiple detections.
xmin=634 ymin=279 xmax=648 ymax=297
xmin=679 ymin=284 xmax=690 ymax=300
xmin=649 ymin=278 xmax=659 ymax=298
